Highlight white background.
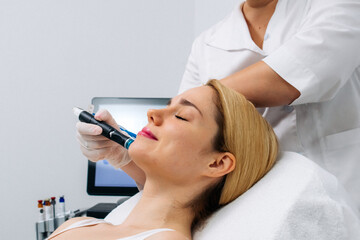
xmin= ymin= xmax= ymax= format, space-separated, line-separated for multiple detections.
xmin=0 ymin=0 xmax=238 ymax=239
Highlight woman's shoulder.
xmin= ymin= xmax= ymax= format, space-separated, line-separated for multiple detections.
xmin=50 ymin=217 xmax=96 ymax=237
xmin=145 ymin=230 xmax=190 ymax=240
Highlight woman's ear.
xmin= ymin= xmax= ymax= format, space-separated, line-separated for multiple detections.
xmin=206 ymin=152 xmax=236 ymax=178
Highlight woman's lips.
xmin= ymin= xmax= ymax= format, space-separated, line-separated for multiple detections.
xmin=138 ymin=127 xmax=158 ymax=140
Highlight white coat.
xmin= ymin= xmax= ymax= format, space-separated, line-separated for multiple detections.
xmin=179 ymin=0 xmax=360 ymax=210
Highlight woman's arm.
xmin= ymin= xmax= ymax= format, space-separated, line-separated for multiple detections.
xmin=220 ymin=61 xmax=300 ymax=107
xmin=218 ymin=0 xmax=360 ymax=108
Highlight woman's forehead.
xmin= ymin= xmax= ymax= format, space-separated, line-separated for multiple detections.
xmin=180 ymin=85 xmax=213 ymax=102
xmin=178 ymin=86 xmax=215 ymax=112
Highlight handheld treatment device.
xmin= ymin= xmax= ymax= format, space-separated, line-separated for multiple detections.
xmin=73 ymin=107 xmax=134 ymax=149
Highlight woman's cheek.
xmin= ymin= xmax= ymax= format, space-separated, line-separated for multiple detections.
xmin=162 ymin=138 xmax=199 ymax=166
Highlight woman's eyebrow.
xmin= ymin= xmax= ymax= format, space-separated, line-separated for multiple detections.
xmin=167 ymin=98 xmax=203 ymax=116
xmin=180 ymin=98 xmax=203 ymax=116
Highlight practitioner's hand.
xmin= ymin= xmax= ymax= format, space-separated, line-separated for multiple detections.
xmin=75 ymin=109 xmax=131 ymax=168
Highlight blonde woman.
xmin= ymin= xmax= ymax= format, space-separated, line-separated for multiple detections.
xmin=51 ymin=80 xmax=278 ymax=240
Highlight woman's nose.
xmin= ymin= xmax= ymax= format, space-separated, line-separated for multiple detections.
xmin=147 ymin=108 xmax=163 ymax=126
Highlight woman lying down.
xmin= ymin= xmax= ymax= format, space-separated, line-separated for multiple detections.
xmin=48 ymin=80 xmax=278 ymax=240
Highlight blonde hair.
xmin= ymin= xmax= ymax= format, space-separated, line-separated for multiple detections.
xmin=188 ymin=80 xmax=279 ymax=231
xmin=207 ymin=80 xmax=278 ymax=204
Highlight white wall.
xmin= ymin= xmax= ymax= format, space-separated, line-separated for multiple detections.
xmin=0 ymin=0 xmax=237 ymax=239
xmin=194 ymin=0 xmax=240 ymax=36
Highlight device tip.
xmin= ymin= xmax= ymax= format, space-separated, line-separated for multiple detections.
xmin=73 ymin=107 xmax=83 ymax=117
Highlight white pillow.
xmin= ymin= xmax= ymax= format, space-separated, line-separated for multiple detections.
xmin=105 ymin=152 xmax=360 ymax=239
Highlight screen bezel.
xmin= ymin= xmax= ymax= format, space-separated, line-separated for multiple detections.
xmin=86 ymin=97 xmax=170 ymax=196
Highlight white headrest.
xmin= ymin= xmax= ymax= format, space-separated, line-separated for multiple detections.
xmin=105 ymin=151 xmax=360 ymax=239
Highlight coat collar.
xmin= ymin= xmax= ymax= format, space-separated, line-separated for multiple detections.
xmin=205 ymin=1 xmax=262 ymax=52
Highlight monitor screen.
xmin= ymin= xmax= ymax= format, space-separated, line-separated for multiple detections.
xmin=87 ymin=97 xmax=170 ymax=196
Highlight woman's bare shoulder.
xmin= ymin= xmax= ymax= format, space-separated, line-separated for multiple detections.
xmin=49 ymin=217 xmax=95 ymax=237
xmin=146 ymin=230 xmax=191 ymax=240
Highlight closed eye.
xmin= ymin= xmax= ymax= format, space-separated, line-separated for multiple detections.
xmin=175 ymin=115 xmax=188 ymax=121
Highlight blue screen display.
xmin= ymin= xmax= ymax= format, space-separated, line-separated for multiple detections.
xmin=95 ymin=160 xmax=136 ymax=187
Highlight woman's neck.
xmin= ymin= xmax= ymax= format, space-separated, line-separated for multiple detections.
xmin=245 ymin=0 xmax=277 ymax=8
xmin=242 ymin=0 xmax=278 ymax=22
xmin=242 ymin=0 xmax=278 ymax=49
xmin=120 ymin=184 xmax=194 ymax=238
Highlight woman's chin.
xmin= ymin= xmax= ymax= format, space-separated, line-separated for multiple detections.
xmin=128 ymin=141 xmax=155 ymax=164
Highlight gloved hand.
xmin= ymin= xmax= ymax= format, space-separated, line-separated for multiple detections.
xmin=76 ymin=109 xmax=132 ymax=168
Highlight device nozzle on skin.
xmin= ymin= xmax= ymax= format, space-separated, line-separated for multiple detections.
xmin=73 ymin=107 xmax=134 ymax=149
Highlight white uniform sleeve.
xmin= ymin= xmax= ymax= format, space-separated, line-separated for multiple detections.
xmin=263 ymin=0 xmax=360 ymax=105
xmin=178 ymin=37 xmax=203 ymax=94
